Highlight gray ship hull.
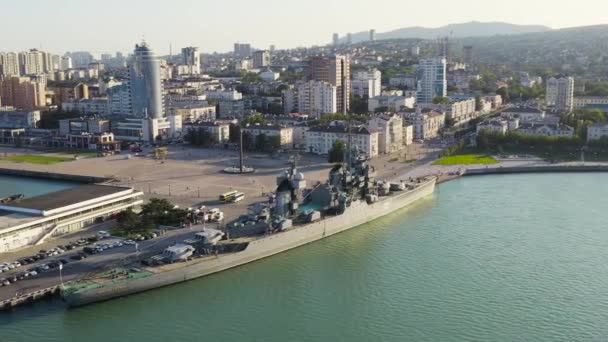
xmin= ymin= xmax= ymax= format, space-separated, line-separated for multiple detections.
xmin=64 ymin=177 xmax=436 ymax=307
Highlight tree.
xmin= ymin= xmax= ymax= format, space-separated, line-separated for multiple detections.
xmin=432 ymin=96 xmax=451 ymax=104
xmin=229 ymin=124 xmax=240 ymax=144
xmin=350 ymin=95 xmax=368 ymax=113
xmin=328 ymin=140 xmax=346 ymax=163
xmin=116 ymin=208 xmax=142 ymax=233
xmin=245 ymin=113 xmax=266 ymax=125
xmin=141 ymin=198 xmax=188 ymax=227
xmin=255 ymin=133 xmax=269 ymax=152
xmin=475 ymin=95 xmax=483 ymax=111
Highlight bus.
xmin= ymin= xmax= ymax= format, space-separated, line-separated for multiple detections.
xmin=230 ymin=192 xmax=245 ymax=203
xmin=219 ymin=191 xmax=239 ymax=203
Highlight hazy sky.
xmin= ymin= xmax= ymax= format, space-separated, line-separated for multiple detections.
xmin=1 ymin=0 xmax=606 ymax=55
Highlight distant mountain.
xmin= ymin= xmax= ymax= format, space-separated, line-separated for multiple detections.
xmin=343 ymin=21 xmax=551 ymax=43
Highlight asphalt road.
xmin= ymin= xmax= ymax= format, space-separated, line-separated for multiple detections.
xmin=0 ymin=224 xmax=217 ymax=302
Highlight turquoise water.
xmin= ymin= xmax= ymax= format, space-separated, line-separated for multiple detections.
xmin=0 ymin=175 xmax=79 ymax=198
xmin=2 ymin=173 xmax=608 ymax=341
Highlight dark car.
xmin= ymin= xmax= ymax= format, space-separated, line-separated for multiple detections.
xmin=70 ymin=254 xmax=84 ymax=261
xmin=59 ymin=259 xmax=69 ymax=265
xmin=83 ymin=247 xmax=98 ymax=255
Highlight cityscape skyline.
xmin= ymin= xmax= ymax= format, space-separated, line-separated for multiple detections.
xmin=1 ymin=0 xmax=606 ymax=55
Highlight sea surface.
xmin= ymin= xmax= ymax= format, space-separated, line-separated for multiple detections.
xmin=2 ymin=173 xmax=608 ymax=341
xmin=0 ymin=175 xmax=79 ymax=198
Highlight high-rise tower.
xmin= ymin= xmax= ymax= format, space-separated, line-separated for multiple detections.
xmin=310 ymin=55 xmax=350 ymax=113
xmin=129 ymin=42 xmax=164 ymax=119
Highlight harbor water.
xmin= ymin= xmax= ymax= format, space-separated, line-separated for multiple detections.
xmin=0 ymin=175 xmax=79 ymax=198
xmin=2 ymin=173 xmax=608 ymax=341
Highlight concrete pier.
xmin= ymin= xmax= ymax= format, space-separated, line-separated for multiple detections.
xmin=0 ymin=286 xmax=61 ymax=311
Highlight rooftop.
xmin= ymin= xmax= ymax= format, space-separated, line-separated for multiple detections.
xmin=0 ymin=185 xmax=133 ymax=215
xmin=308 ymin=125 xmax=372 ymax=135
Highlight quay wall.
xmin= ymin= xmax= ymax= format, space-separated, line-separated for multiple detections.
xmin=464 ymin=165 xmax=608 ymax=176
xmin=0 ymin=168 xmax=112 ymax=184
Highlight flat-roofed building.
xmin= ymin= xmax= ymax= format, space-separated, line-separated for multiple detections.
xmin=305 ymin=125 xmax=379 ymax=158
xmin=242 ymin=124 xmax=294 ymax=148
xmin=0 ymin=185 xmax=143 ymax=252
xmin=184 ymin=121 xmax=230 ymax=143
xmin=168 ymin=103 xmax=217 ymax=123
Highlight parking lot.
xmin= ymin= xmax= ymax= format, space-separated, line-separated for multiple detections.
xmin=0 ymin=224 xmax=218 ymax=302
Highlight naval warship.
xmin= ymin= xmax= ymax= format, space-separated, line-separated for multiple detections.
xmin=62 ymin=153 xmax=436 ymax=307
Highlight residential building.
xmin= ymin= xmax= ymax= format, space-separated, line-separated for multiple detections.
xmin=305 ymin=124 xmax=379 ymax=158
xmin=517 ymin=122 xmax=574 ymax=137
xmin=0 ymin=76 xmax=46 ymax=109
xmin=448 ymin=70 xmax=480 ymax=91
xmin=463 ymin=46 xmax=473 ymax=65
xmin=253 ymin=50 xmax=271 ymax=69
xmin=0 ymin=52 xmax=20 ymax=77
xmin=184 ymin=121 xmax=230 ymax=143
xmin=204 ymin=89 xmax=243 ymax=101
xmin=242 ymin=125 xmax=294 ymax=148
xmin=483 ymin=94 xmax=503 ymax=110
xmin=61 ymin=98 xmax=108 ymax=115
xmin=368 ymin=95 xmax=415 ymax=112
xmin=587 ymin=122 xmax=608 ymax=142
xmin=389 ymin=74 xmax=417 ymax=89
xmin=18 ymin=49 xmax=46 ymax=75
xmin=65 ymin=51 xmax=94 ymax=68
xmin=403 ymin=110 xmax=445 ymax=140
xmin=60 ymin=56 xmax=73 ymax=70
xmin=0 ymin=109 xmax=40 ymax=128
xmin=310 ymin=55 xmax=350 ymax=113
xmin=47 ymin=81 xmax=88 ymax=106
xmin=218 ymin=100 xmax=245 ymax=119
xmin=476 ymin=119 xmax=509 ymax=134
xmin=430 ymin=97 xmax=476 ymax=125
xmin=234 ymin=43 xmax=252 ymax=58
xmin=181 ymin=47 xmax=201 ymax=75
xmin=107 ymin=84 xmax=132 ymax=115
xmin=295 ymin=80 xmax=337 ymax=118
xmin=573 ymin=96 xmax=608 ymax=111
xmin=403 ymin=123 xmax=414 ymax=146
xmin=416 ymin=58 xmax=447 ymax=104
xmin=351 ymin=69 xmax=382 ymax=99
xmin=546 ymin=76 xmax=574 ymax=112
xmin=501 ymin=107 xmax=546 ymax=122
xmin=260 ymin=70 xmax=280 ymax=81
xmin=129 ymin=42 xmax=164 ymax=118
xmin=167 ymin=103 xmax=217 ymax=123
xmin=368 ymin=113 xmax=404 ymax=154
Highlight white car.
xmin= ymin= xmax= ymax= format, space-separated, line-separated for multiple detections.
xmin=124 ymin=240 xmax=135 ymax=245
xmin=2 ymin=280 xmax=10 ymax=286
xmin=97 ymin=231 xmax=111 ymax=239
xmin=0 ymin=266 xmax=9 ymax=273
xmin=28 ymin=270 xmax=38 ymax=276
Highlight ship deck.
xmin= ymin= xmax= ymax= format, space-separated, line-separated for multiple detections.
xmin=63 ymin=268 xmax=154 ymax=295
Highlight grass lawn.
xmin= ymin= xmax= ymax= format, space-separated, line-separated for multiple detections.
xmin=433 ymin=154 xmax=498 ymax=165
xmin=0 ymin=154 xmax=73 ymax=165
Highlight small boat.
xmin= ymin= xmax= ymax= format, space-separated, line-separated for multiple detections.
xmin=0 ymin=194 xmax=24 ymax=204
